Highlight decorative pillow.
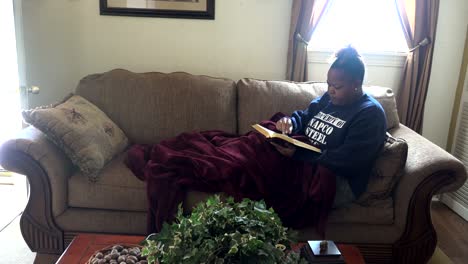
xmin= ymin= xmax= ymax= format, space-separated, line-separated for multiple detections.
xmin=356 ymin=132 xmax=408 ymax=206
xmin=22 ymin=94 xmax=129 ymax=182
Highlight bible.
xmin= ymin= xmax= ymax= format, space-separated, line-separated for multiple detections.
xmin=252 ymin=124 xmax=321 ymax=153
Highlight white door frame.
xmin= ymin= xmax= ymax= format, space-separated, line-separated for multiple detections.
xmin=13 ymin=0 xmax=29 ymax=109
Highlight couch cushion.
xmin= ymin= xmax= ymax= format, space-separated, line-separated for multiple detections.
xmin=296 ymin=221 xmax=402 ymax=243
xmin=56 ymin=208 xmax=147 ymax=235
xmin=68 ymin=151 xmax=147 ymax=212
xmin=356 ymin=133 xmax=408 ymax=205
xmin=75 ymin=69 xmax=237 ymax=144
xmin=22 ymin=94 xmax=129 ymax=181
xmin=362 ymin=86 xmax=400 ymax=130
xmin=183 ymin=191 xmax=394 ymax=225
xmin=328 ymin=198 xmax=394 ymax=225
xmin=237 ymin=79 xmax=399 ymax=135
xmin=237 ymin=79 xmax=327 ymax=134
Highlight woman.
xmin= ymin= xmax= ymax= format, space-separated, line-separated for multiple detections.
xmin=127 ymin=46 xmax=386 ymax=234
xmin=273 ymin=46 xmax=387 ymax=208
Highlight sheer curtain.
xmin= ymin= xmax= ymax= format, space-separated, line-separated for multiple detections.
xmin=0 ymin=0 xmax=21 ymax=147
xmin=286 ymin=0 xmax=333 ymax=81
xmin=395 ymin=0 xmax=439 ymax=133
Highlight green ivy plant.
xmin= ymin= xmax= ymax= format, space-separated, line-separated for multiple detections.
xmin=141 ymin=195 xmax=307 ymax=264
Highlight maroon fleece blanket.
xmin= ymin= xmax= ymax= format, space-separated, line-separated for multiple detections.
xmin=126 ymin=114 xmax=336 ymax=237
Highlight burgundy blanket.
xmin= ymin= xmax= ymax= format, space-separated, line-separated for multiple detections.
xmin=126 ymin=114 xmax=336 ymax=237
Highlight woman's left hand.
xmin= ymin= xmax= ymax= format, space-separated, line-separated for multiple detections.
xmin=270 ymin=141 xmax=296 ymax=157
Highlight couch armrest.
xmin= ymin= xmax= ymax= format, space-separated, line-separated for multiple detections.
xmin=0 ymin=126 xmax=75 ymax=217
xmin=388 ymin=125 xmax=466 ymax=262
xmin=392 ymin=125 xmax=466 ymax=228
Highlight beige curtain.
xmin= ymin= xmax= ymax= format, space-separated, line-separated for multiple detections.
xmin=395 ymin=0 xmax=439 ymax=133
xmin=286 ymin=0 xmax=332 ymax=81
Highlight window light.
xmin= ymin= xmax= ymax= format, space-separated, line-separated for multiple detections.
xmin=309 ymin=0 xmax=408 ymax=54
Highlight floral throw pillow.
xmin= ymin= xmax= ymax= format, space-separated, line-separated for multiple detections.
xmin=22 ymin=94 xmax=129 ymax=182
xmin=356 ymin=133 xmax=408 ymax=206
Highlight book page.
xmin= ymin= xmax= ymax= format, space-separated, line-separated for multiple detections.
xmin=252 ymin=124 xmax=321 ymax=153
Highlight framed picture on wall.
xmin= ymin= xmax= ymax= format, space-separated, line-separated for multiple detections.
xmin=100 ymin=0 xmax=215 ymax=20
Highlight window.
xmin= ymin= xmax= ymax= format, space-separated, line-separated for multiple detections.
xmin=309 ymin=0 xmax=408 ymax=54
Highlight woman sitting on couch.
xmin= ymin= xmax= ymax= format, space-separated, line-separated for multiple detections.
xmin=126 ymin=46 xmax=387 ymax=235
xmin=273 ymin=45 xmax=387 ymax=208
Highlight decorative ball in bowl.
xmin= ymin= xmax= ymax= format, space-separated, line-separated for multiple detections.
xmin=86 ymin=243 xmax=147 ymax=264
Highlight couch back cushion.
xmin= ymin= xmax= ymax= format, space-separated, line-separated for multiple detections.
xmin=237 ymin=79 xmax=400 ymax=134
xmin=237 ymin=79 xmax=327 ymax=134
xmin=362 ymin=86 xmax=400 ymax=131
xmin=75 ymin=69 xmax=237 ymax=144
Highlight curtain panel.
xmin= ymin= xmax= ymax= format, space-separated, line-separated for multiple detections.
xmin=286 ymin=0 xmax=332 ymax=82
xmin=395 ymin=0 xmax=439 ymax=133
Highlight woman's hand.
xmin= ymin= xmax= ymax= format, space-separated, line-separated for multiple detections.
xmin=276 ymin=117 xmax=293 ymax=134
xmin=270 ymin=141 xmax=296 ymax=157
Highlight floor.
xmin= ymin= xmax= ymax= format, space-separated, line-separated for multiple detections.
xmin=0 ymin=177 xmax=466 ymax=264
xmin=0 ymin=173 xmax=58 ymax=264
xmin=0 ymin=172 xmax=27 ymax=232
xmin=0 ymin=215 xmax=59 ymax=264
xmin=431 ymin=201 xmax=468 ymax=264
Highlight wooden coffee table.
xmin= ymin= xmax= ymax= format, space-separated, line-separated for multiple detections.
xmin=56 ymin=233 xmax=365 ymax=264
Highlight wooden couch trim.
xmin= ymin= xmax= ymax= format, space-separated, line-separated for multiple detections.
xmin=391 ymin=170 xmax=456 ymax=264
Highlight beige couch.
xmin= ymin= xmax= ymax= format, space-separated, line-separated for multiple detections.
xmin=0 ymin=69 xmax=466 ymax=264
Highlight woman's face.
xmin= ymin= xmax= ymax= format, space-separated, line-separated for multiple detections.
xmin=327 ymin=68 xmax=360 ymax=106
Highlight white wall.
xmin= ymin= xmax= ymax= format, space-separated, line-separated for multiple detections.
xmin=19 ymin=0 xmax=292 ymax=108
xmin=422 ymin=0 xmax=468 ymax=148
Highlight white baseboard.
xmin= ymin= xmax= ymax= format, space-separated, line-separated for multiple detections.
xmin=441 ymin=194 xmax=468 ymax=221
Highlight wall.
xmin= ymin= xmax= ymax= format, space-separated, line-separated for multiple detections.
xmin=423 ymin=0 xmax=468 ymax=148
xmin=18 ymin=0 xmax=468 ymax=149
xmin=19 ymin=0 xmax=293 ymax=108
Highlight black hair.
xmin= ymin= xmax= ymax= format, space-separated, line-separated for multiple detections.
xmin=330 ymin=45 xmax=365 ymax=83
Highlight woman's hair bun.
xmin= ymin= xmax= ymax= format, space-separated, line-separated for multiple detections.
xmin=335 ymin=45 xmax=361 ymax=61
xmin=330 ymin=45 xmax=365 ymax=82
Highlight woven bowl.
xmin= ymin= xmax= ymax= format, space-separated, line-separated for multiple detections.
xmin=86 ymin=243 xmax=147 ymax=264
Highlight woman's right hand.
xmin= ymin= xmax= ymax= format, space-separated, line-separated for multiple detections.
xmin=276 ymin=117 xmax=293 ymax=134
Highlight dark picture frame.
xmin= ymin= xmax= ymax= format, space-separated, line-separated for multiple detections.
xmin=100 ymin=0 xmax=215 ymax=20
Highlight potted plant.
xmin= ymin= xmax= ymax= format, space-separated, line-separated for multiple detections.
xmin=141 ymin=195 xmax=307 ymax=264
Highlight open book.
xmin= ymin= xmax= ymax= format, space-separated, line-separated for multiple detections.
xmin=252 ymin=124 xmax=321 ymax=153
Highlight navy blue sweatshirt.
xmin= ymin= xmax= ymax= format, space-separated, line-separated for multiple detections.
xmin=291 ymin=92 xmax=387 ymax=198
